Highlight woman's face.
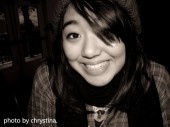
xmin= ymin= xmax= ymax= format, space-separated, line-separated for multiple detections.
xmin=62 ymin=5 xmax=126 ymax=87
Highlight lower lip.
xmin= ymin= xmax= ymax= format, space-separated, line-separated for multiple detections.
xmin=82 ymin=61 xmax=109 ymax=76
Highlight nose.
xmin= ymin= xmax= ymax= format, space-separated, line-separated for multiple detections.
xmin=81 ymin=34 xmax=102 ymax=58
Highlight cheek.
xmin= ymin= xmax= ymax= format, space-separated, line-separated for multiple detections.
xmin=63 ymin=42 xmax=81 ymax=61
xmin=108 ymin=43 xmax=126 ymax=59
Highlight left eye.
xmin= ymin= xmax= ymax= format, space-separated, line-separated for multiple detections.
xmin=66 ymin=33 xmax=81 ymax=39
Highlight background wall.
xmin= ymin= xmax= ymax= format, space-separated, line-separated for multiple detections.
xmin=137 ymin=0 xmax=170 ymax=72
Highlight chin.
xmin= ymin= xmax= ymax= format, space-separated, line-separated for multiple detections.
xmin=85 ymin=76 xmax=113 ymax=87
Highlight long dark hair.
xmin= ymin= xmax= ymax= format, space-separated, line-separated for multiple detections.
xmin=53 ymin=0 xmax=152 ymax=114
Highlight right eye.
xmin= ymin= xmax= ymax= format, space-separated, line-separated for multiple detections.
xmin=66 ymin=33 xmax=81 ymax=39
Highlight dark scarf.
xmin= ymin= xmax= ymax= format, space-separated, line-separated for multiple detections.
xmin=76 ymin=71 xmax=121 ymax=107
xmin=55 ymin=74 xmax=163 ymax=127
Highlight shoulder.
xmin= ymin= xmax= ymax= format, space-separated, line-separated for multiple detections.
xmin=150 ymin=60 xmax=170 ymax=108
xmin=33 ymin=61 xmax=56 ymax=100
xmin=28 ymin=62 xmax=57 ymax=120
xmin=33 ymin=62 xmax=50 ymax=89
xmin=34 ymin=62 xmax=49 ymax=80
xmin=150 ymin=61 xmax=170 ymax=85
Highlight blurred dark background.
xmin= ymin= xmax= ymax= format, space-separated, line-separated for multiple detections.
xmin=137 ymin=0 xmax=170 ymax=72
xmin=0 ymin=0 xmax=169 ymax=126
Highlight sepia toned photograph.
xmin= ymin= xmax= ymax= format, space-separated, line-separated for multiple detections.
xmin=0 ymin=0 xmax=169 ymax=127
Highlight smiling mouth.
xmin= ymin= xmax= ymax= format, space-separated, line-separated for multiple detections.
xmin=82 ymin=61 xmax=109 ymax=75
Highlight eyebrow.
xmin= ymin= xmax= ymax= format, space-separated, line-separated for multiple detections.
xmin=63 ymin=20 xmax=78 ymax=30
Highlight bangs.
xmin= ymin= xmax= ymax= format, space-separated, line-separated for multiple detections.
xmin=70 ymin=0 xmax=129 ymax=45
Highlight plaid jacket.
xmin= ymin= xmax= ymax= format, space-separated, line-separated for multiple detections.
xmin=28 ymin=61 xmax=170 ymax=127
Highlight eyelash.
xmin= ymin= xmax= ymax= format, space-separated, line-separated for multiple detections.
xmin=66 ymin=33 xmax=81 ymax=39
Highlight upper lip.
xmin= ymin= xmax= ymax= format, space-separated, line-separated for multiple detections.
xmin=82 ymin=60 xmax=109 ymax=65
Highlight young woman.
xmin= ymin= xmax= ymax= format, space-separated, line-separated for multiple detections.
xmin=28 ymin=0 xmax=170 ymax=127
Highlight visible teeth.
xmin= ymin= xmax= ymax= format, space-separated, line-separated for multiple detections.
xmin=86 ymin=61 xmax=107 ymax=70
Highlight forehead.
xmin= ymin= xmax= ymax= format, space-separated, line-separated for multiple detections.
xmin=63 ymin=4 xmax=80 ymax=23
xmin=63 ymin=4 xmax=106 ymax=28
xmin=63 ymin=4 xmax=88 ymax=31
